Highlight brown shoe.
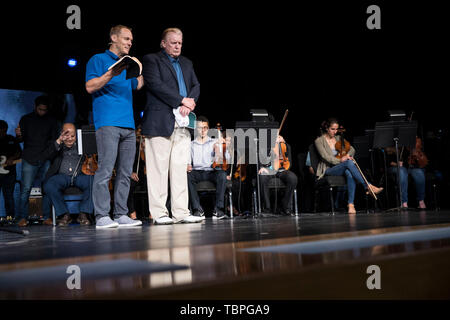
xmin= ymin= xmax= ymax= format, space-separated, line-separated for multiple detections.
xmin=57 ymin=213 xmax=72 ymax=227
xmin=129 ymin=211 xmax=137 ymax=220
xmin=42 ymin=217 xmax=53 ymax=226
xmin=77 ymin=213 xmax=91 ymax=225
xmin=17 ymin=218 xmax=28 ymax=227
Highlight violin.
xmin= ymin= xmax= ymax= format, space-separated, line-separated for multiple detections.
xmin=274 ymin=109 xmax=290 ymax=171
xmin=212 ymin=123 xmax=229 ymax=171
xmin=81 ymin=154 xmax=98 ymax=175
xmin=335 ymin=126 xmax=351 ymax=159
xmin=233 ymin=164 xmax=247 ymax=182
xmin=277 ymin=141 xmax=291 ymax=170
xmin=409 ymin=137 xmax=428 ymax=168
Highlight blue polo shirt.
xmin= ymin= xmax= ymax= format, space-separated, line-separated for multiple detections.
xmin=85 ymin=50 xmax=138 ymax=130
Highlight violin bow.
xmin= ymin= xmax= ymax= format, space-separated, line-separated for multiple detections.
xmin=278 ymin=109 xmax=289 ymax=132
xmin=136 ymin=135 xmax=143 ymax=174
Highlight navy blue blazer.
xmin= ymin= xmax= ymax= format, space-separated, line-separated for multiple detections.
xmin=141 ymin=50 xmax=200 ymax=137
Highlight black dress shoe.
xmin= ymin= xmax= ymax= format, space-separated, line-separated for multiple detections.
xmin=280 ymin=208 xmax=295 ymax=216
xmin=57 ymin=213 xmax=72 ymax=226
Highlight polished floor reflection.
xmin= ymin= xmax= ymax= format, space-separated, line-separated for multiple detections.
xmin=1 ymin=210 xmax=450 ymax=299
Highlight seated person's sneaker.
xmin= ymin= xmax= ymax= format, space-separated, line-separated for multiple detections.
xmin=95 ymin=216 xmax=119 ymax=229
xmin=57 ymin=213 xmax=72 ymax=227
xmin=154 ymin=216 xmax=174 ymax=225
xmin=114 ymin=215 xmax=142 ymax=227
xmin=212 ymin=208 xmax=227 ymax=220
xmin=77 ymin=212 xmax=91 ymax=225
xmin=179 ymin=215 xmax=204 ymax=223
xmin=192 ymin=208 xmax=205 ymax=220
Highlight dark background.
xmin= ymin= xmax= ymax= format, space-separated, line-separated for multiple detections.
xmin=1 ymin=1 xmax=449 ymax=201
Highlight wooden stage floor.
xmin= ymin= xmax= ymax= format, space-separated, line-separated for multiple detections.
xmin=1 ymin=209 xmax=450 ymax=301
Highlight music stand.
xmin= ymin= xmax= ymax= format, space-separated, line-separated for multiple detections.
xmin=373 ymin=121 xmax=417 ymax=211
xmin=77 ymin=125 xmax=97 ymax=155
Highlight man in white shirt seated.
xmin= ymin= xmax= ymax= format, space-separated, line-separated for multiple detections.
xmin=187 ymin=116 xmax=230 ymax=219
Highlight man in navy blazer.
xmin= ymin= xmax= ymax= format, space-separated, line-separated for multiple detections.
xmin=141 ymin=28 xmax=203 ymax=225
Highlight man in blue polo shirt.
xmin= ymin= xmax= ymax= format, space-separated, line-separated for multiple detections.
xmin=85 ymin=25 xmax=144 ymax=229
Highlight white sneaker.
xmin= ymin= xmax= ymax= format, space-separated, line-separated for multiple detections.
xmin=114 ymin=215 xmax=143 ymax=227
xmin=154 ymin=216 xmax=174 ymax=225
xmin=179 ymin=215 xmax=204 ymax=224
xmin=95 ymin=216 xmax=119 ymax=229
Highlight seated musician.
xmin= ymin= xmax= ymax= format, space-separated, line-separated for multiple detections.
xmin=187 ymin=116 xmax=230 ymax=220
xmin=227 ymin=147 xmax=252 ymax=216
xmin=258 ymin=135 xmax=297 ymax=215
xmin=386 ymin=143 xmax=427 ymax=209
xmin=315 ymin=118 xmax=383 ymax=214
xmin=127 ymin=126 xmax=149 ymax=220
xmin=42 ymin=123 xmax=93 ymax=226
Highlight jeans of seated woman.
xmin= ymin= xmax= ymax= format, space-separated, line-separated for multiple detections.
xmin=325 ymin=160 xmax=366 ymax=205
xmin=389 ymin=166 xmax=425 ymax=204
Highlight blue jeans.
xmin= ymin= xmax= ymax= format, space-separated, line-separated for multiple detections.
xmin=325 ymin=160 xmax=367 ymax=205
xmin=17 ymin=159 xmax=51 ymax=219
xmin=389 ymin=167 xmax=425 ymax=203
xmin=43 ymin=173 xmax=94 ymax=217
xmin=93 ymin=126 xmax=136 ymax=219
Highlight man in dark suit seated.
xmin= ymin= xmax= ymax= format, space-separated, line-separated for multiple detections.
xmin=42 ymin=123 xmax=93 ymax=226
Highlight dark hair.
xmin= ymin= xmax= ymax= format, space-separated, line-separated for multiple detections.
xmin=197 ymin=116 xmax=209 ymax=125
xmin=320 ymin=117 xmax=339 ymax=133
xmin=0 ymin=120 xmax=8 ymax=130
xmin=34 ymin=95 xmax=50 ymax=107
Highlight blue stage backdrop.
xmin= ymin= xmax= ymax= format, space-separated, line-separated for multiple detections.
xmin=0 ymin=88 xmax=76 ymax=217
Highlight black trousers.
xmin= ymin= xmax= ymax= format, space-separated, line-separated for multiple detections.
xmin=0 ymin=172 xmax=16 ymax=217
xmin=259 ymin=170 xmax=297 ymax=211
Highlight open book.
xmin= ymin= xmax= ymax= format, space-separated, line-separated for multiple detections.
xmin=108 ymin=55 xmax=142 ymax=79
